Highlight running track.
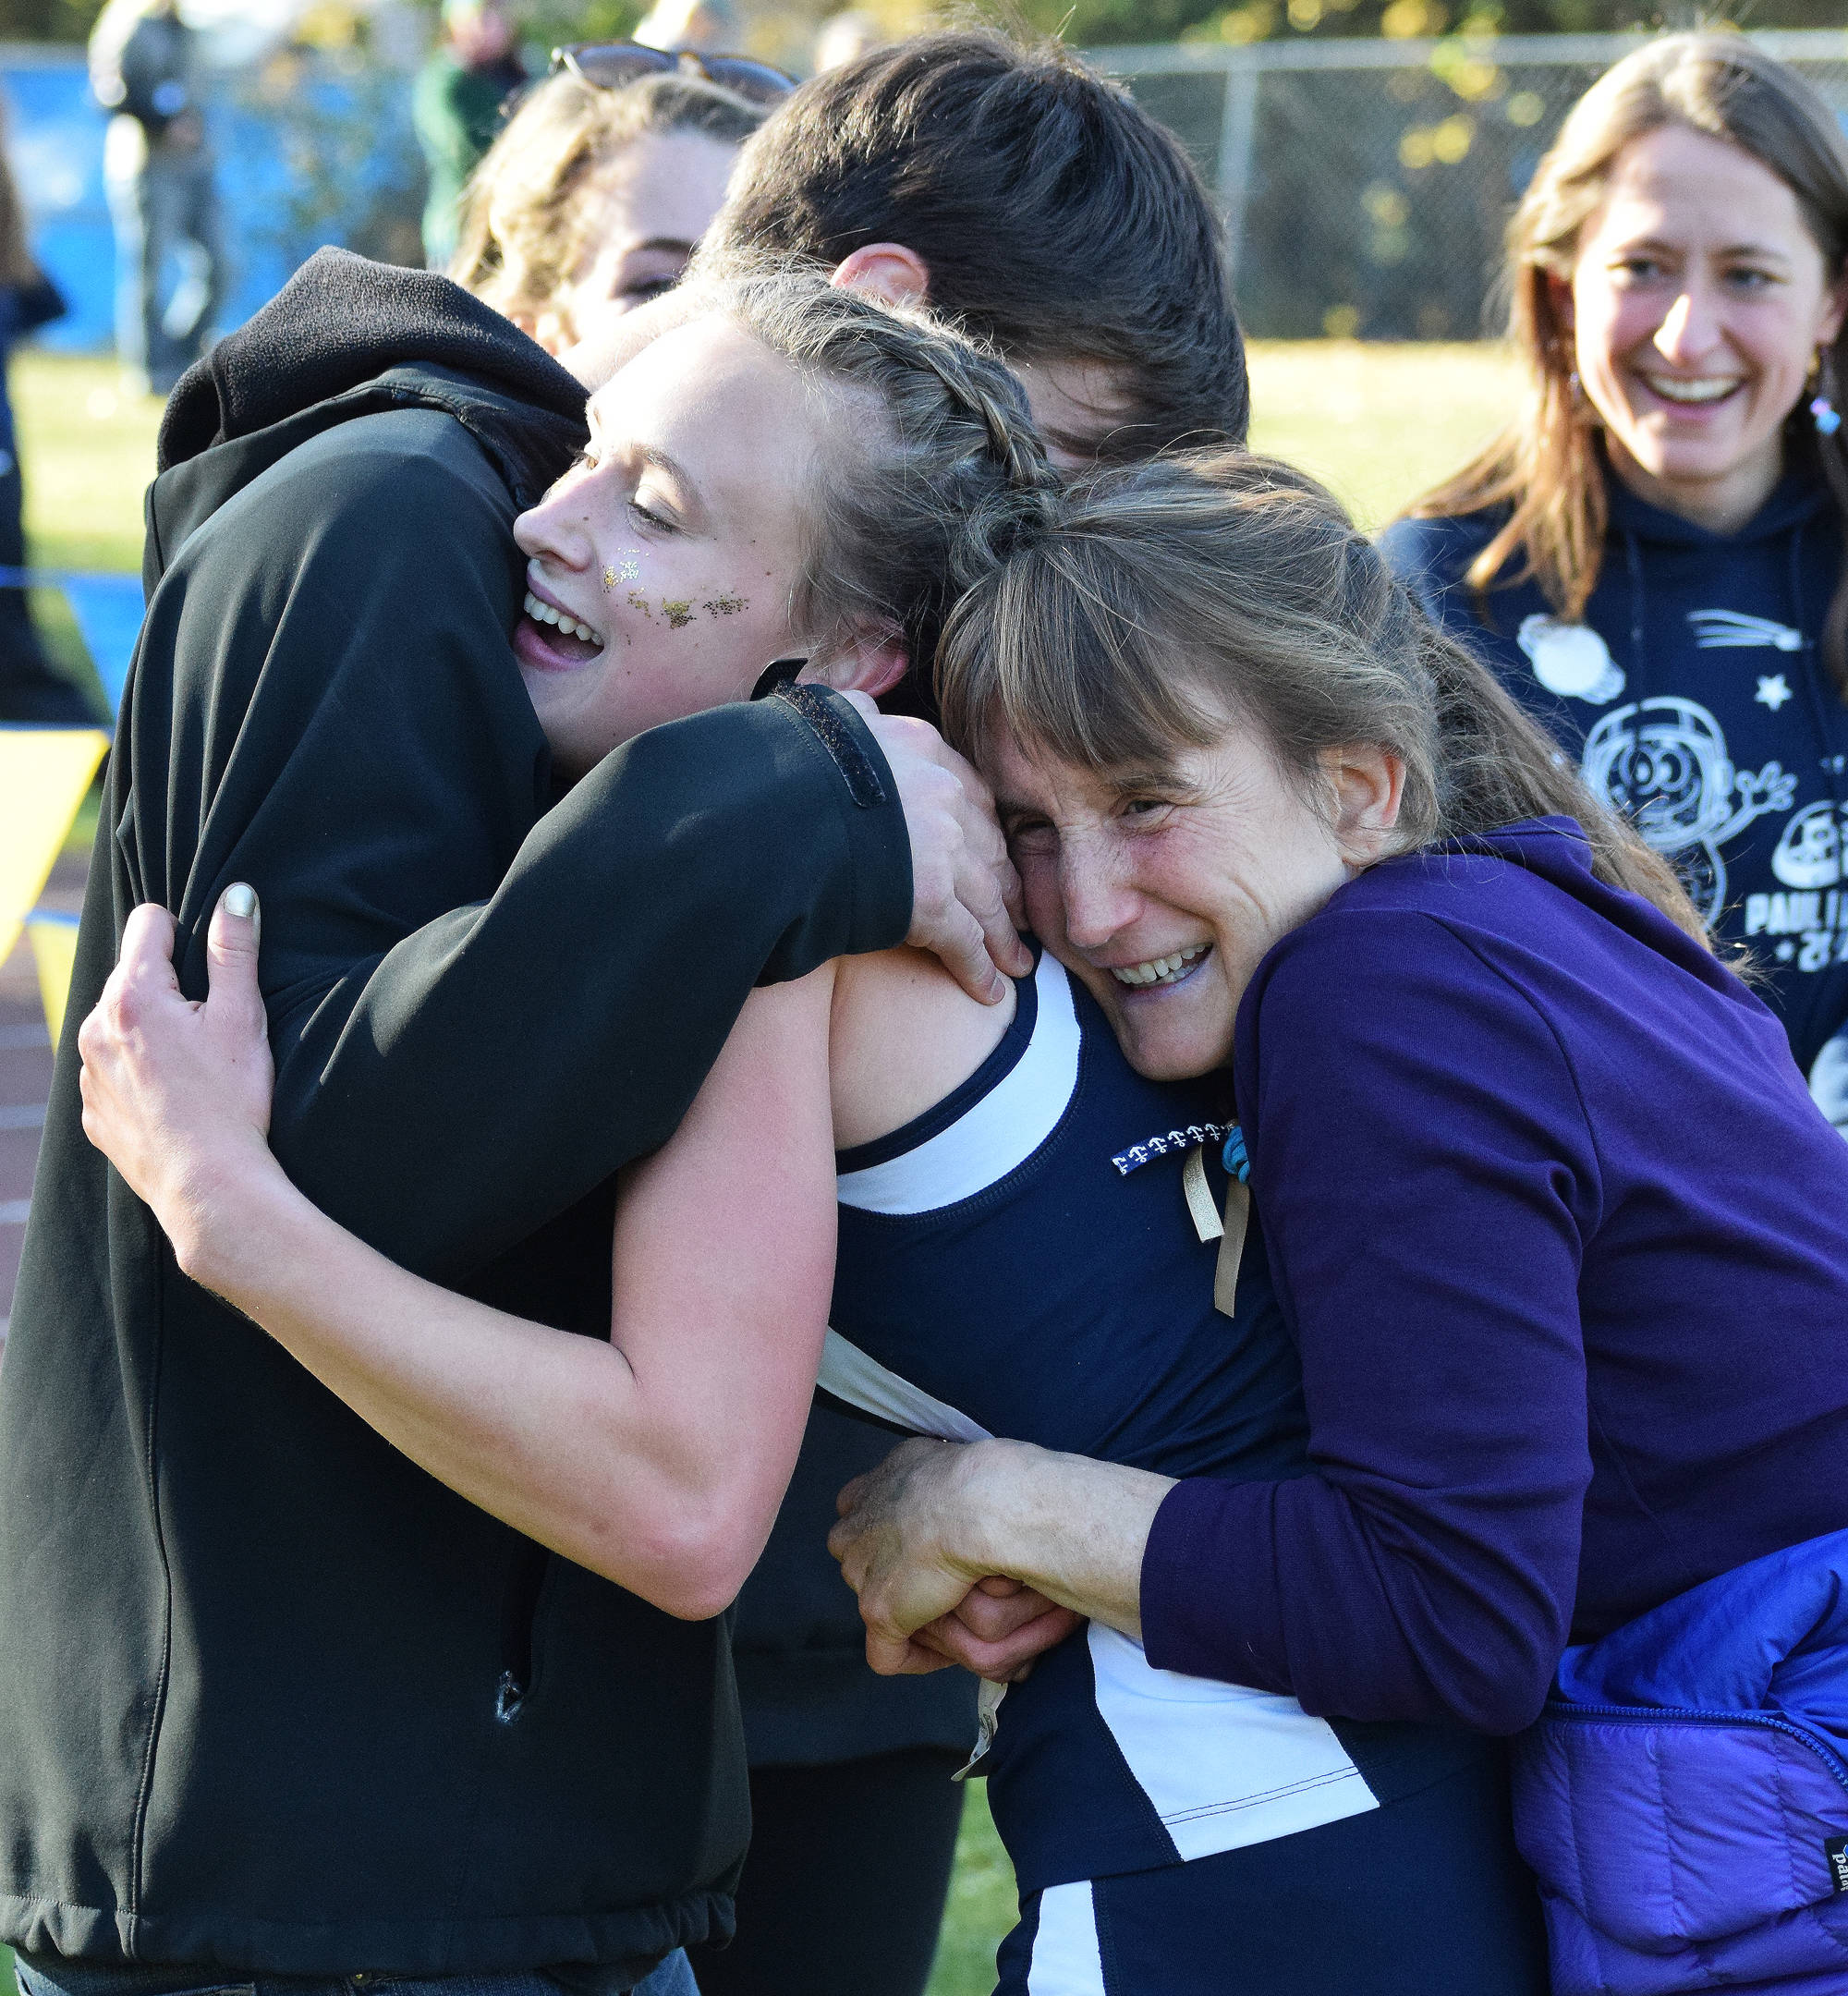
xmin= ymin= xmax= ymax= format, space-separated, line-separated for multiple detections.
xmin=0 ymin=852 xmax=86 ymax=1361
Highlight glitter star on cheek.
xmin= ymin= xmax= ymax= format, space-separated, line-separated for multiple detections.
xmin=1757 ymin=674 xmax=1794 ymax=712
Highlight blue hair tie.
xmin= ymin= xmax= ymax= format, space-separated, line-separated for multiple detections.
xmin=1222 ymin=1126 xmax=1249 ymax=1184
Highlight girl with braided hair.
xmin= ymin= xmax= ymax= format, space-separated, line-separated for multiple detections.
xmin=77 ymin=389 xmax=1554 ymax=1990
xmin=31 ymin=270 xmax=1047 ymax=1996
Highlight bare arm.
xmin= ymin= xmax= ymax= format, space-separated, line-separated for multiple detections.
xmin=79 ymin=889 xmax=838 ymax=1618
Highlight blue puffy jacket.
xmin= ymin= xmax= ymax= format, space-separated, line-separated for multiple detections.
xmin=1514 ymin=1529 xmax=1848 ymax=1993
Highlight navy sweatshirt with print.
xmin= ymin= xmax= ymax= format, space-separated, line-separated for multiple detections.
xmin=1380 ymin=466 xmax=1848 ymax=1082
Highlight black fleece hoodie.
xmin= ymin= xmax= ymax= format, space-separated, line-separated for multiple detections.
xmin=0 ymin=250 xmax=911 ymax=1978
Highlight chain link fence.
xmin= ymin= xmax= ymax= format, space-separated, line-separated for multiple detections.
xmin=1092 ymin=29 xmax=1848 ymax=340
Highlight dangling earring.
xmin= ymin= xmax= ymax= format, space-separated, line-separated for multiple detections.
xmin=1812 ymin=347 xmax=1842 ymax=438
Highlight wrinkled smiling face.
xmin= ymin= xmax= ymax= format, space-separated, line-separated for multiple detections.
xmin=1562 ymin=123 xmax=1848 ymax=531
xmin=989 ymin=724 xmax=1355 ymax=1080
xmin=511 ymin=313 xmax=826 ymax=777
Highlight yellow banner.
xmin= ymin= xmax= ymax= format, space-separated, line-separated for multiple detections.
xmin=26 ymin=914 xmax=81 ymax=1046
xmin=0 ymin=726 xmax=107 ymax=968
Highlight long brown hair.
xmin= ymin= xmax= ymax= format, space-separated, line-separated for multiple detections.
xmin=940 ymin=448 xmax=1709 ymax=944
xmin=1407 ymin=31 xmax=1848 ymax=691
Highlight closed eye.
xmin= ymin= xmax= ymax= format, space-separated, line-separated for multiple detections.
xmin=1121 ymin=797 xmax=1176 ymax=824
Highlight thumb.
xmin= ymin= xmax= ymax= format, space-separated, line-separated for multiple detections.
xmin=205 ymin=882 xmax=266 ymax=1041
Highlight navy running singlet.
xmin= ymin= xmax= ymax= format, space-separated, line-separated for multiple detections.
xmin=821 ymin=951 xmax=1478 ymax=1898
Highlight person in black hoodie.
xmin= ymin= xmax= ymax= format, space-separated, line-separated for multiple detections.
xmin=0 ymin=252 xmax=1036 ymax=1996
xmin=1381 ymin=33 xmax=1848 ymax=1118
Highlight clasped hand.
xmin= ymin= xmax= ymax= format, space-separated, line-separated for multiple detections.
xmin=829 ymin=1437 xmax=1082 ymax=1683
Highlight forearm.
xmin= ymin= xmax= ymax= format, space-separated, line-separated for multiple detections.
xmin=930 ymin=1441 xmax=1175 ymax=1639
xmin=175 ymin=1167 xmax=755 ymax=1610
xmin=269 ymin=695 xmax=908 ymax=1280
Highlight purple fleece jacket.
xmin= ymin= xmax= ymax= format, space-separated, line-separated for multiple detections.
xmin=1138 ymin=818 xmax=1848 ymax=1735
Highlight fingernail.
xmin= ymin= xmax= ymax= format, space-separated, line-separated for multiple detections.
xmin=224 ymin=882 xmax=256 ymax=921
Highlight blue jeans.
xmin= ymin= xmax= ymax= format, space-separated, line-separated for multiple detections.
xmin=14 ymin=1953 xmax=698 ymax=1996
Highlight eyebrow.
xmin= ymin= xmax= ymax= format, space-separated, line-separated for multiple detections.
xmin=1610 ymin=232 xmax=1796 ymax=263
xmin=639 ymin=444 xmax=697 ymax=489
xmin=629 ymin=237 xmax=698 ymax=259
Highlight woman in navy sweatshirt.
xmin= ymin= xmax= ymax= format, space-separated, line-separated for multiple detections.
xmin=1379 ymin=32 xmax=1848 ymax=1121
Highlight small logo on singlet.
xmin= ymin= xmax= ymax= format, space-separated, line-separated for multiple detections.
xmin=1111 ymin=1121 xmax=1234 ymax=1176
xmin=1824 ymin=1835 xmax=1848 ymax=1893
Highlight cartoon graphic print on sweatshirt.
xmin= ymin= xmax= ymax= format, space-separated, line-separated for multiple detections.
xmin=1579 ymin=694 xmax=1795 ymax=924
xmin=1380 ymin=465 xmax=1848 ymax=1081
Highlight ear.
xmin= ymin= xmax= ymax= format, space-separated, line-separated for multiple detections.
xmin=804 ymin=629 xmax=910 ymax=702
xmin=831 ymin=242 xmax=931 ymax=308
xmin=1319 ymin=744 xmax=1404 ymax=866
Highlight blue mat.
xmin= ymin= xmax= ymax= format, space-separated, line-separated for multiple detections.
xmin=0 ymin=566 xmax=141 ymax=718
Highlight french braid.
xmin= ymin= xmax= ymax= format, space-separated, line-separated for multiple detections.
xmin=719 ymin=272 xmax=1060 ymax=671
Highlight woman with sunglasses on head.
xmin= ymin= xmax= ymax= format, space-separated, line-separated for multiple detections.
xmin=1380 ymin=33 xmax=1848 ymax=1133
xmin=451 ymin=58 xmax=772 ymax=357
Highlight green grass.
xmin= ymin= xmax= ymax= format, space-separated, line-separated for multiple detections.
xmin=1246 ymin=338 xmax=1518 ymax=531
xmin=3 ymin=339 xmax=1519 ymax=1996
xmin=925 ymin=1782 xmax=1017 ymax=1996
xmin=18 ymin=350 xmax=163 ymax=575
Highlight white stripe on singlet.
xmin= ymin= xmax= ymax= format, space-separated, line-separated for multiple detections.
xmin=835 ymin=951 xmax=1079 ymax=1216
xmin=1087 ymin=1625 xmax=1377 ymax=1860
xmin=816 ymin=1329 xmax=992 ymax=1443
xmin=1027 ymin=1882 xmax=1107 ymax=1995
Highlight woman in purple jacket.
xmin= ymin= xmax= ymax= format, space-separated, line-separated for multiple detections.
xmin=826 ymin=447 xmax=1848 ymax=1990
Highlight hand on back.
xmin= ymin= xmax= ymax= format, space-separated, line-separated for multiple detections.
xmin=78 ymin=887 xmax=276 ymax=1277
xmin=844 ymin=695 xmax=1030 ymax=1005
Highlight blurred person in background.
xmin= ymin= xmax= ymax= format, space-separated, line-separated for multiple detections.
xmin=416 ymin=0 xmax=527 ymax=271
xmin=1383 ymin=33 xmax=1848 ymax=1138
xmin=631 ymin=0 xmax=741 ymax=60
xmin=0 ymin=97 xmax=91 ymax=724
xmin=451 ymin=64 xmax=767 ymax=355
xmin=88 ymin=0 xmax=223 ymax=396
xmin=812 ymin=11 xmax=884 ymax=75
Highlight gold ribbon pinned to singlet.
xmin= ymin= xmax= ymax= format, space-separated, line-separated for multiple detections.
xmin=1182 ymin=1142 xmax=1247 ymax=1319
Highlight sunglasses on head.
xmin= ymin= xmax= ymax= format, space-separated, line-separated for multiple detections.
xmin=550 ymin=42 xmax=796 ymax=106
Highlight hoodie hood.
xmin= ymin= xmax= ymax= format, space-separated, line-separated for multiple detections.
xmin=145 ymin=250 xmax=590 ymax=590
xmin=160 ymin=247 xmax=588 ymax=473
xmin=1433 ymin=816 xmax=1740 ymax=995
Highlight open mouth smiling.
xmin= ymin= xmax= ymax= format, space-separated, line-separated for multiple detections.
xmin=1637 ymin=371 xmax=1745 ymax=408
xmin=1109 ymin=943 xmax=1210 ymax=989
xmin=519 ymin=588 xmax=606 ymax=666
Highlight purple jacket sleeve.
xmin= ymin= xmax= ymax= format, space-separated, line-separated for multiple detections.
xmin=1139 ymin=909 xmax=1600 ymax=1734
